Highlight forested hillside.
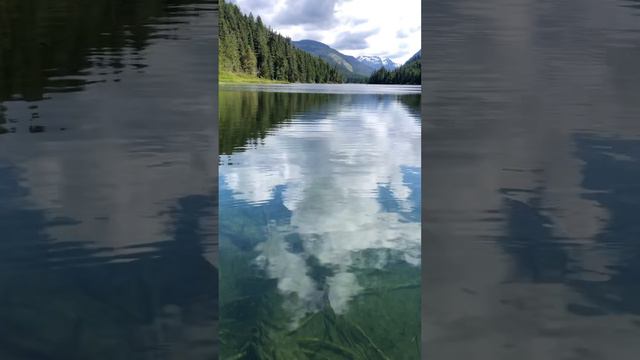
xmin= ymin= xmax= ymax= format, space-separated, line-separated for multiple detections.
xmin=368 ymin=50 xmax=421 ymax=85
xmin=219 ymin=0 xmax=344 ymax=83
xmin=292 ymin=40 xmax=374 ymax=82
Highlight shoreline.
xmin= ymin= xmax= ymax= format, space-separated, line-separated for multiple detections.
xmin=219 ymin=71 xmax=420 ymax=86
xmin=219 ymin=71 xmax=289 ymax=84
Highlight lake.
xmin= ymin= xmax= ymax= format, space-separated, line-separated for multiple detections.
xmin=0 ymin=1 xmax=218 ymax=359
xmin=219 ymin=84 xmax=421 ymax=359
xmin=423 ymin=0 xmax=640 ymax=358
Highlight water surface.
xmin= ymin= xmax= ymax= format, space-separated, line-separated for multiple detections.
xmin=0 ymin=1 xmax=218 ymax=358
xmin=219 ymin=84 xmax=421 ymax=359
xmin=424 ymin=0 xmax=640 ymax=358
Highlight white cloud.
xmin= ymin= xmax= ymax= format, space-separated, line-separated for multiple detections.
xmin=221 ymin=95 xmax=421 ymax=323
xmin=231 ymin=0 xmax=421 ymax=63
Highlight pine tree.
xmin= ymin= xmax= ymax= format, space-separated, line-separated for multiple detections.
xmin=368 ymin=54 xmax=421 ymax=85
xmin=219 ymin=0 xmax=344 ymax=83
xmin=241 ymin=42 xmax=257 ymax=74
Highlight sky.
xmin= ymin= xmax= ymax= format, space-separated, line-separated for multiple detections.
xmin=227 ymin=0 xmax=421 ymax=64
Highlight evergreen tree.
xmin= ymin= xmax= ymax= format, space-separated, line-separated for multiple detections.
xmin=219 ymin=0 xmax=344 ymax=83
xmin=241 ymin=42 xmax=257 ymax=74
xmin=368 ymin=52 xmax=421 ymax=85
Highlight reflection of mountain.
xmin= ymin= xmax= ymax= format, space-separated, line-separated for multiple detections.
xmin=0 ymin=0 xmax=215 ymax=102
xmin=397 ymin=94 xmax=422 ymax=117
xmin=0 ymin=0 xmax=219 ymax=255
xmin=220 ymin=91 xmax=340 ymax=155
xmin=219 ymin=90 xmax=421 ymax=156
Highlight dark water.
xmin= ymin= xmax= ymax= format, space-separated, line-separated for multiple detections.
xmin=219 ymin=84 xmax=421 ymax=359
xmin=424 ymin=0 xmax=640 ymax=358
xmin=0 ymin=1 xmax=218 ymax=359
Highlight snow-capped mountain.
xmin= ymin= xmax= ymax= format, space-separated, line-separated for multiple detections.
xmin=292 ymin=39 xmax=400 ymax=79
xmin=356 ymin=56 xmax=399 ymax=70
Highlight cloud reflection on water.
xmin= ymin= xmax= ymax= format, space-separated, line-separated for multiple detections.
xmin=220 ymin=93 xmax=421 ymax=322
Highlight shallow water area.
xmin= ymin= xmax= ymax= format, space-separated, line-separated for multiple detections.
xmin=219 ymin=84 xmax=422 ymax=359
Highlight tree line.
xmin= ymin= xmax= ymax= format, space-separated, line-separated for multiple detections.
xmin=219 ymin=0 xmax=344 ymax=83
xmin=368 ymin=53 xmax=421 ymax=85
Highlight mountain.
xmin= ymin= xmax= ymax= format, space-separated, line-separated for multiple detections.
xmin=406 ymin=50 xmax=421 ymax=63
xmin=292 ymin=40 xmax=375 ymax=81
xmin=368 ymin=49 xmax=421 ymax=85
xmin=356 ymin=56 xmax=399 ymax=71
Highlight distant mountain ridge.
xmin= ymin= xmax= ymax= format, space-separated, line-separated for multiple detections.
xmin=356 ymin=55 xmax=399 ymax=71
xmin=406 ymin=50 xmax=421 ymax=63
xmin=292 ymin=40 xmax=374 ymax=81
xmin=292 ymin=40 xmax=400 ymax=81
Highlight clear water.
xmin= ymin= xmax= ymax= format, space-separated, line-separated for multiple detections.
xmin=0 ymin=1 xmax=218 ymax=358
xmin=423 ymin=0 xmax=640 ymax=358
xmin=219 ymin=84 xmax=421 ymax=359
